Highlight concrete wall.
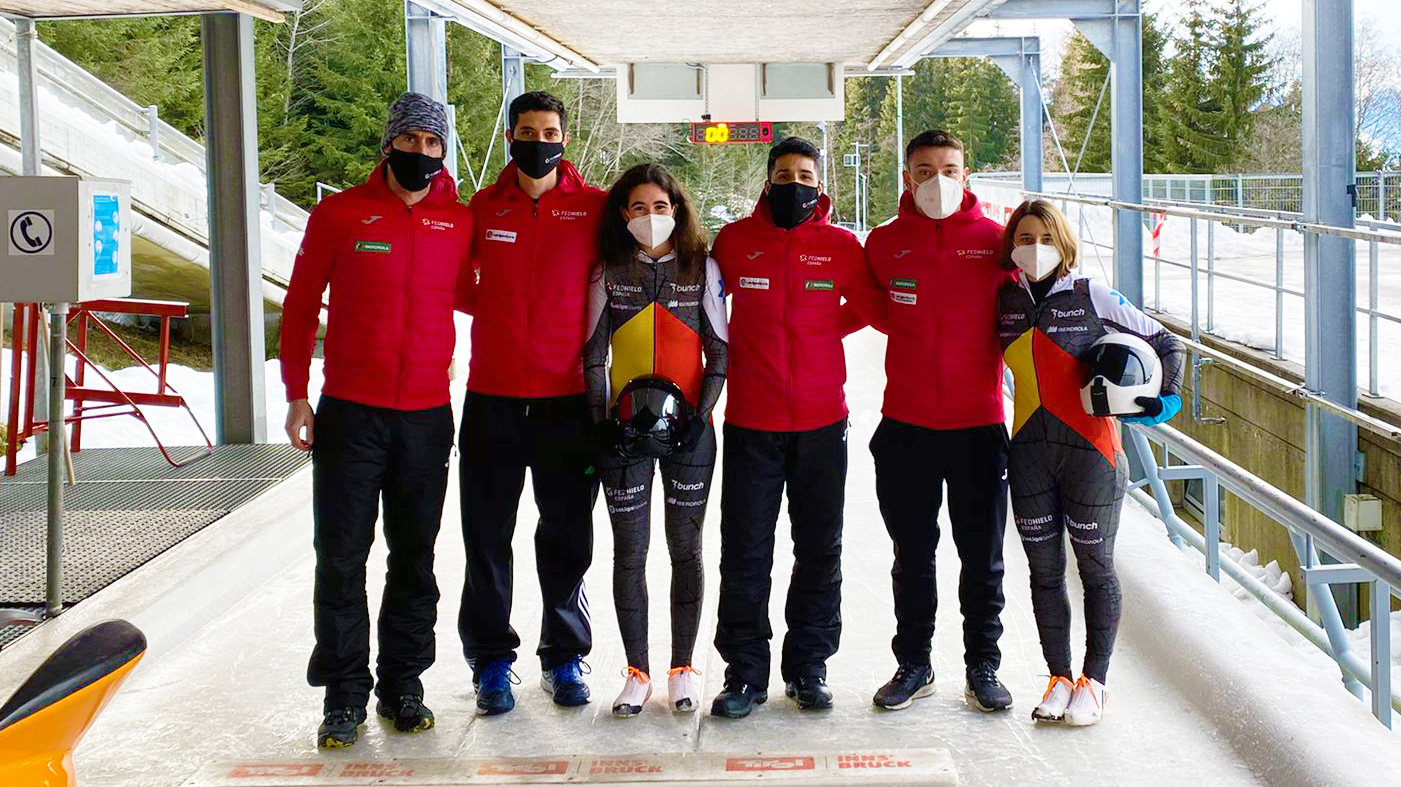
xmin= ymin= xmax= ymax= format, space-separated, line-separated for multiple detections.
xmin=1158 ymin=313 xmax=1401 ymax=620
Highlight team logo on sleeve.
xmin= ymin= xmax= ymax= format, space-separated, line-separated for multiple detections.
xmin=485 ymin=229 xmax=517 ymax=243
xmin=739 ymin=277 xmax=769 ymax=290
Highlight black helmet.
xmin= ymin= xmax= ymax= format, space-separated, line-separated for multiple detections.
xmin=613 ymin=377 xmax=691 ymax=458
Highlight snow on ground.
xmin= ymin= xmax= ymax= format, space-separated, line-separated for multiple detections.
xmin=1129 ymin=499 xmax=1401 ymax=729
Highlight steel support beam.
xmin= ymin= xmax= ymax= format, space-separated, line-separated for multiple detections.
xmin=928 ymin=37 xmax=1042 ymax=196
xmin=894 ymin=73 xmax=904 ymax=202
xmin=989 ymin=0 xmax=1118 ymax=19
xmin=405 ymin=1 xmax=457 ymax=177
xmin=1302 ymin=0 xmax=1359 ymax=621
xmin=1109 ymin=1 xmax=1144 ymax=303
xmin=502 ymin=43 xmax=526 ymax=163
xmin=14 ymin=16 xmax=48 ymax=451
xmin=201 ymin=13 xmax=267 ymax=445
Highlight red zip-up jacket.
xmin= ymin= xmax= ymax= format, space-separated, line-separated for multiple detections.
xmin=458 ymin=160 xmax=605 ymax=398
xmin=864 ymin=190 xmax=1010 ymax=430
xmin=712 ymin=193 xmax=887 ymax=432
xmin=280 ymin=163 xmax=472 ymax=410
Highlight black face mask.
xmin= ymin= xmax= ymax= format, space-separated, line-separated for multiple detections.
xmin=767 ymin=181 xmax=820 ymax=230
xmin=385 ymin=148 xmax=443 ymax=192
xmin=510 ymin=139 xmax=566 ymax=180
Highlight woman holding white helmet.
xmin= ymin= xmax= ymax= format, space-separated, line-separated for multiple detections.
xmin=994 ymin=199 xmax=1185 ymax=727
xmin=585 ymin=163 xmax=728 ymax=718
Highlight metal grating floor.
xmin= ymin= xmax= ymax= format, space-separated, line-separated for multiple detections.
xmin=0 ymin=445 xmax=309 ymax=649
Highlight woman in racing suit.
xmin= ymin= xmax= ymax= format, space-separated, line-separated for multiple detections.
xmin=584 ymin=163 xmax=728 ymax=717
xmin=995 ymin=199 xmax=1185 ymax=726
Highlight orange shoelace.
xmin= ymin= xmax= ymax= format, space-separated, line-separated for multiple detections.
xmin=1042 ymin=675 xmax=1074 ymax=702
xmin=1073 ymin=675 xmax=1102 ymax=708
xmin=667 ymin=665 xmax=701 ymax=677
xmin=622 ymin=666 xmax=650 ymax=684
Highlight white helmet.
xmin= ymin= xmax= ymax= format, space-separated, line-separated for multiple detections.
xmin=1080 ymin=333 xmax=1162 ymax=417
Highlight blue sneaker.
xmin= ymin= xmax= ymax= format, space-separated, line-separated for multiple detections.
xmin=541 ymin=659 xmax=591 ymax=707
xmin=475 ymin=661 xmax=517 ymax=716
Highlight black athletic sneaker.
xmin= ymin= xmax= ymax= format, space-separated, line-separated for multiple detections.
xmin=376 ymin=693 xmax=434 ymax=732
xmin=873 ymin=663 xmax=935 ymax=710
xmin=317 ymin=706 xmax=366 ymax=748
xmin=709 ymin=679 xmax=767 ymax=718
xmin=784 ymin=676 xmax=834 ymax=710
xmin=965 ymin=661 xmax=1013 ymax=712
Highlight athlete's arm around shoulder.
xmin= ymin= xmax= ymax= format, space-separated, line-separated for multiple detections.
xmin=836 ymin=229 xmax=887 ymax=335
xmin=453 ymin=202 xmax=477 ymax=315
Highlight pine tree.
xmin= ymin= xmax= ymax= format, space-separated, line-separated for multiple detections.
xmin=1208 ymin=0 xmax=1275 ymax=172
xmin=1054 ymin=14 xmax=1169 ymax=175
xmin=1159 ymin=1 xmax=1230 ymax=172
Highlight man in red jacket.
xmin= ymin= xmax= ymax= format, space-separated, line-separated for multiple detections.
xmin=454 ymin=92 xmax=605 ymax=716
xmin=709 ymin=137 xmax=886 ymax=718
xmin=863 ymin=130 xmax=1013 ymax=713
xmin=281 ymin=92 xmax=472 ymax=748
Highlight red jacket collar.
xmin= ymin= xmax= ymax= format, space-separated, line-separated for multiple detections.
xmin=895 ymin=188 xmax=983 ymax=224
xmin=484 ymin=159 xmax=589 ymax=202
xmin=366 ymin=160 xmax=461 ymax=206
xmin=749 ymin=189 xmax=835 ymax=231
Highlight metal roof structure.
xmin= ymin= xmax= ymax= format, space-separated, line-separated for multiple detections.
xmin=0 ymin=1 xmax=298 ymax=24
xmin=410 ymin=0 xmax=1007 ymax=70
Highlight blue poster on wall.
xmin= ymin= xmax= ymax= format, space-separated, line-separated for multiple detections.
xmin=93 ymin=194 xmax=120 ymax=276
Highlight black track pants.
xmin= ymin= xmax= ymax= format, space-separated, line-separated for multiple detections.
xmin=307 ymin=395 xmax=453 ymax=712
xmin=714 ymin=419 xmax=847 ymax=687
xmin=1010 ymin=425 xmax=1126 ymax=683
xmin=870 ymin=418 xmax=1009 ymax=670
xmin=457 ymin=393 xmax=597 ymax=670
xmin=599 ymin=423 xmax=717 ymax=674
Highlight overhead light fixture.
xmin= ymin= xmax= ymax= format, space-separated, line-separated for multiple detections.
xmin=868 ymin=0 xmax=956 ymax=71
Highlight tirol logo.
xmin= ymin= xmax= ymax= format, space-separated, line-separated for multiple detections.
xmin=739 ymin=277 xmax=769 ymax=290
xmin=890 ymin=277 xmax=917 ymax=290
xmin=804 ymin=280 xmax=835 ymax=291
xmin=891 ymin=291 xmax=917 ymax=305
xmin=478 ymin=760 xmax=570 ymax=776
xmin=485 ymin=229 xmax=517 ymax=243
xmin=354 ymin=241 xmax=392 ymax=254
xmin=727 ymin=757 xmax=816 ymax=772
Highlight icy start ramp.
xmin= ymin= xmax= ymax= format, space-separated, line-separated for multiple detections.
xmin=182 ymin=750 xmax=958 ymax=786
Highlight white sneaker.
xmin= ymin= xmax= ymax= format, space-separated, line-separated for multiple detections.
xmin=667 ymin=666 xmax=702 ymax=713
xmin=1063 ymin=676 xmax=1106 ymax=726
xmin=1031 ymin=676 xmax=1075 ymax=722
xmin=612 ymin=668 xmax=652 ymax=717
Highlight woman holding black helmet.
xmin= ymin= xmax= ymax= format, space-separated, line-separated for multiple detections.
xmin=584 ymin=163 xmax=729 ymax=718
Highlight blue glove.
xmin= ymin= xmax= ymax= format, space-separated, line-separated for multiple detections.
xmin=1121 ymin=394 xmax=1181 ymax=426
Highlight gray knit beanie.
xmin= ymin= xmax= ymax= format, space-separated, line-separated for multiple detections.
xmin=381 ymin=92 xmax=449 ymax=150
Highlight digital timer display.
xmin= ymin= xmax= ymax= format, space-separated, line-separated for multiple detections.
xmin=689 ymin=121 xmax=774 ymax=145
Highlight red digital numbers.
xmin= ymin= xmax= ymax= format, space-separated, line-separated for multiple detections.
xmin=690 ymin=122 xmax=773 ymax=145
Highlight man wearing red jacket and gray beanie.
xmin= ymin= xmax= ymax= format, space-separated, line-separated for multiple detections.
xmin=281 ymin=92 xmax=471 ymax=748
xmin=709 ymin=137 xmax=887 ymax=718
xmin=862 ymin=130 xmax=1013 ymax=713
xmin=454 ymin=92 xmax=605 ymax=716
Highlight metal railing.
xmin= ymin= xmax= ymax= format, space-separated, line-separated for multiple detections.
xmin=1014 ymin=188 xmax=1401 ymax=400
xmin=975 ymin=171 xmax=1401 ymax=222
xmin=1124 ymin=422 xmax=1399 ymax=727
